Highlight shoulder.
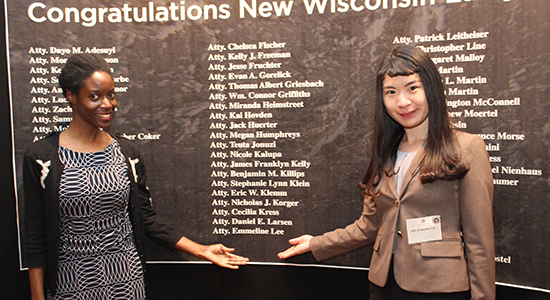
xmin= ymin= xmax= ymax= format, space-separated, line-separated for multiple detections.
xmin=454 ymin=130 xmax=481 ymax=143
xmin=113 ymin=133 xmax=141 ymax=158
xmin=453 ymin=130 xmax=488 ymax=161
xmin=24 ymin=132 xmax=59 ymax=158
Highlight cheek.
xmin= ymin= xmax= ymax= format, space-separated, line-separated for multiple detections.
xmin=89 ymin=101 xmax=101 ymax=109
xmin=382 ymin=98 xmax=394 ymax=112
xmin=84 ymin=101 xmax=103 ymax=113
xmin=415 ymin=97 xmax=429 ymax=110
xmin=415 ymin=90 xmax=428 ymax=106
xmin=382 ymin=97 xmax=389 ymax=108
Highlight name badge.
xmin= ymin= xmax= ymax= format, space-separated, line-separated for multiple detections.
xmin=405 ymin=215 xmax=442 ymax=244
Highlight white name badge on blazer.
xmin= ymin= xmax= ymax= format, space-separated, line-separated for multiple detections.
xmin=406 ymin=215 xmax=442 ymax=244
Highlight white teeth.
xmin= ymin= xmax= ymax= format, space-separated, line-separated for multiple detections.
xmin=97 ymin=114 xmax=110 ymax=118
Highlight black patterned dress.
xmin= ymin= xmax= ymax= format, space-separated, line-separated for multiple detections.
xmin=51 ymin=140 xmax=145 ymax=299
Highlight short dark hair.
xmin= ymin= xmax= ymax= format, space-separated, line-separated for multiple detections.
xmin=59 ymin=54 xmax=112 ymax=98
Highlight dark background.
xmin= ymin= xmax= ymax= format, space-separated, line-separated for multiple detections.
xmin=2 ymin=1 xmax=549 ymax=299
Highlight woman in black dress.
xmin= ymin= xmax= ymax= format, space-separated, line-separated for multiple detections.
xmin=24 ymin=54 xmax=248 ymax=299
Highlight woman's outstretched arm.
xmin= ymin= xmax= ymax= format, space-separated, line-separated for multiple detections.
xmin=174 ymin=236 xmax=249 ymax=269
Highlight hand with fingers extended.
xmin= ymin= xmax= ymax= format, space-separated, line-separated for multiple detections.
xmin=277 ymin=234 xmax=313 ymax=259
xmin=174 ymin=237 xmax=248 ymax=269
xmin=202 ymin=244 xmax=249 ymax=269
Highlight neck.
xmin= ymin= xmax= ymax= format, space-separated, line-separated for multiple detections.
xmin=400 ymin=126 xmax=428 ymax=152
xmin=66 ymin=120 xmax=105 ymax=142
xmin=59 ymin=120 xmax=112 ymax=152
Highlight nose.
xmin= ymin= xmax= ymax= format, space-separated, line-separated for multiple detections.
xmin=396 ymin=93 xmax=411 ymax=108
xmin=100 ymin=96 xmax=116 ymax=109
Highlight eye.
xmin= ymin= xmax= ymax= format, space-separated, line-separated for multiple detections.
xmin=108 ymin=93 xmax=116 ymax=99
xmin=385 ymin=90 xmax=396 ymax=95
xmin=90 ymin=94 xmax=99 ymax=100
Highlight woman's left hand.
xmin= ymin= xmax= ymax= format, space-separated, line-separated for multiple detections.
xmin=202 ymin=244 xmax=249 ymax=269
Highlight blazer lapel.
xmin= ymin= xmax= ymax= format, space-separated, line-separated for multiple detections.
xmin=386 ymin=174 xmax=399 ymax=200
xmin=399 ymin=147 xmax=425 ymax=199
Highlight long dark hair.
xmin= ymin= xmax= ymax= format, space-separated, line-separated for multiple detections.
xmin=59 ymin=53 xmax=112 ymax=98
xmin=360 ymin=45 xmax=468 ymax=196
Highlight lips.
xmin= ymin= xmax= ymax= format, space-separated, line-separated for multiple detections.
xmin=399 ymin=109 xmax=417 ymax=118
xmin=96 ymin=112 xmax=113 ymax=121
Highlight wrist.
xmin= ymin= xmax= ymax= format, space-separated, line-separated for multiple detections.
xmin=195 ymin=244 xmax=209 ymax=259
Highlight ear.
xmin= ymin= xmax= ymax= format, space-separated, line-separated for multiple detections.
xmin=66 ymin=90 xmax=76 ymax=105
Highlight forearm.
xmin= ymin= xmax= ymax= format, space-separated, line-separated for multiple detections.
xmin=29 ymin=267 xmax=46 ymax=300
xmin=311 ymin=196 xmax=379 ymax=262
xmin=310 ymin=219 xmax=375 ymax=261
xmin=173 ymin=236 xmax=208 ymax=259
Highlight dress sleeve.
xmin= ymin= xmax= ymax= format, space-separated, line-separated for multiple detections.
xmin=310 ymin=193 xmax=379 ymax=262
xmin=459 ymin=133 xmax=496 ymax=300
xmin=23 ymin=147 xmax=48 ymax=268
xmin=131 ymin=148 xmax=183 ymax=250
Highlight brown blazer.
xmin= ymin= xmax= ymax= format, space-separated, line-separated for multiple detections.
xmin=310 ymin=131 xmax=495 ymax=300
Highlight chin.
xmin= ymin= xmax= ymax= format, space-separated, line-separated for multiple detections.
xmin=401 ymin=122 xmax=423 ymax=129
xmin=97 ymin=123 xmax=112 ymax=129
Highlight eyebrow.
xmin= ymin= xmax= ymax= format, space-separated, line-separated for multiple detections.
xmin=89 ymin=87 xmax=115 ymax=92
xmin=383 ymin=79 xmax=421 ymax=89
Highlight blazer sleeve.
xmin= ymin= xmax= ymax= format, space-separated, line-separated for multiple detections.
xmin=310 ymin=193 xmax=379 ymax=262
xmin=459 ymin=133 xmax=496 ymax=300
xmin=23 ymin=146 xmax=48 ymax=268
xmin=134 ymin=149 xmax=183 ymax=250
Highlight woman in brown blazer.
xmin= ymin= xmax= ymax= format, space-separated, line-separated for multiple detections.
xmin=278 ymin=45 xmax=495 ymax=300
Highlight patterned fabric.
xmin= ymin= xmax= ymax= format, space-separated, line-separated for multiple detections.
xmin=51 ymin=140 xmax=145 ymax=299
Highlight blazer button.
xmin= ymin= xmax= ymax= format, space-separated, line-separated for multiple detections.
xmin=395 ymin=200 xmax=400 ymax=207
xmin=397 ymin=231 xmax=403 ymax=237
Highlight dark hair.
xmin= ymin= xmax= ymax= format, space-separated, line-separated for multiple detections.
xmin=360 ymin=45 xmax=468 ymax=196
xmin=59 ymin=53 xmax=112 ymax=98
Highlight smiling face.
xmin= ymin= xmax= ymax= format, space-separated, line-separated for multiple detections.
xmin=382 ymin=73 xmax=429 ymax=133
xmin=67 ymin=71 xmax=116 ymax=129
